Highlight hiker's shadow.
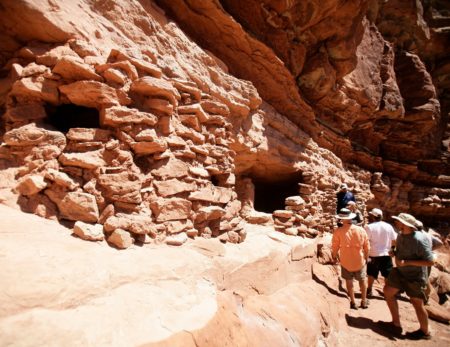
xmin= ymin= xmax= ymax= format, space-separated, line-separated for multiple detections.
xmin=345 ymin=315 xmax=402 ymax=341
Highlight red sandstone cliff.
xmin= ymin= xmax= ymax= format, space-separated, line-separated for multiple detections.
xmin=1 ymin=0 xmax=448 ymax=242
xmin=0 ymin=0 xmax=449 ymax=243
xmin=1 ymin=1 xmax=450 ymax=346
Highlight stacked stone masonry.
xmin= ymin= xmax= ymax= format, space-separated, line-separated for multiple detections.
xmin=1 ymin=42 xmax=249 ymax=248
xmin=1 ymin=0 xmax=450 ymax=249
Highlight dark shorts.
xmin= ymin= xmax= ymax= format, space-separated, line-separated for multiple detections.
xmin=386 ymin=268 xmax=428 ymax=301
xmin=367 ymin=256 xmax=393 ymax=279
xmin=341 ymin=265 xmax=367 ymax=281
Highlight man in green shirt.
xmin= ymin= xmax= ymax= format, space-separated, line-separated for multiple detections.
xmin=382 ymin=213 xmax=434 ymax=340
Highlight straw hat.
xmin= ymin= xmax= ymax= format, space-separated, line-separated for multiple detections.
xmin=392 ymin=213 xmax=417 ymax=229
xmin=335 ymin=208 xmax=356 ymax=220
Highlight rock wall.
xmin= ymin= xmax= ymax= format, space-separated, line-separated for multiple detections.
xmin=156 ymin=0 xmax=450 ymax=228
xmin=0 ymin=0 xmax=449 ymax=247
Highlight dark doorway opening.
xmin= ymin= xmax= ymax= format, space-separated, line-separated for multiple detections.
xmin=253 ymin=174 xmax=302 ymax=213
xmin=44 ymin=104 xmax=100 ymax=133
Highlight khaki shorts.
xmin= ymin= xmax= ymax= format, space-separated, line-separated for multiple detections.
xmin=341 ymin=265 xmax=367 ymax=280
xmin=387 ymin=268 xmax=428 ymax=301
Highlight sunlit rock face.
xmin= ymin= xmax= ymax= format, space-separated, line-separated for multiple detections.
xmin=0 ymin=0 xmax=449 ymax=246
xmin=156 ymin=0 xmax=450 ymax=228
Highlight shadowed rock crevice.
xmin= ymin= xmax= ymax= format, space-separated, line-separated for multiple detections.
xmin=253 ymin=175 xmax=303 ymax=214
xmin=44 ymin=104 xmax=100 ymax=133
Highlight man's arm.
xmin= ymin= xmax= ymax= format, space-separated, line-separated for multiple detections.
xmin=362 ymin=232 xmax=370 ymax=261
xmin=396 ymin=259 xmax=434 ymax=267
xmin=331 ymin=232 xmax=340 ymax=262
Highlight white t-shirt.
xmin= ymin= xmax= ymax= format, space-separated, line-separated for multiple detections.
xmin=365 ymin=221 xmax=397 ymax=257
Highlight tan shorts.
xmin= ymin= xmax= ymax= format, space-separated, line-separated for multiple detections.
xmin=341 ymin=265 xmax=367 ymax=280
xmin=387 ymin=268 xmax=428 ymax=301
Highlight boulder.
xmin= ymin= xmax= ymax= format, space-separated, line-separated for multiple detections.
xmin=53 ymin=56 xmax=102 ymax=81
xmin=195 ymin=206 xmax=226 ymax=223
xmin=151 ymin=157 xmax=189 ymax=179
xmin=285 ymin=196 xmax=305 ymax=206
xmin=200 ymin=100 xmax=230 ymax=116
xmin=59 ymin=81 xmax=131 ymax=108
xmin=284 ymin=227 xmax=298 ymax=236
xmin=73 ymin=221 xmax=104 ymax=241
xmin=131 ymin=139 xmax=167 ymax=155
xmin=66 ymin=128 xmax=111 ymax=142
xmin=109 ymin=49 xmax=162 ymax=77
xmin=97 ymin=172 xmax=142 ymax=204
xmin=144 ymin=98 xmax=174 ymax=116
xmin=107 ymin=228 xmax=133 ymax=249
xmin=273 ymin=210 xmax=294 ymax=218
xmin=189 ymin=166 xmax=210 ymax=178
xmin=178 ymin=104 xmax=209 ymax=122
xmin=151 ymin=198 xmax=192 ymax=222
xmin=36 ymin=46 xmax=79 ymax=67
xmin=154 ymin=179 xmax=196 ymax=197
xmin=165 ymin=220 xmax=194 ymax=235
xmin=5 ymin=103 xmax=46 ymax=122
xmin=103 ymin=213 xmax=156 ymax=236
xmin=59 ymin=150 xmax=107 ymax=169
xmin=16 ymin=175 xmax=47 ymax=196
xmin=189 ymin=185 xmax=233 ymax=204
xmin=44 ymin=169 xmax=79 ymax=190
xmin=165 ymin=232 xmax=188 ymax=246
xmin=96 ymin=60 xmax=139 ymax=81
xmin=101 ymin=106 xmax=158 ymax=127
xmin=130 ymin=76 xmax=180 ymax=107
xmin=4 ymin=123 xmax=66 ymax=148
xmin=45 ymin=190 xmax=99 ymax=223
xmin=11 ymin=76 xmax=59 ymax=104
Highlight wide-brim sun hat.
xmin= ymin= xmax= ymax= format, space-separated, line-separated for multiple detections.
xmin=392 ymin=213 xmax=417 ymax=229
xmin=335 ymin=208 xmax=356 ymax=220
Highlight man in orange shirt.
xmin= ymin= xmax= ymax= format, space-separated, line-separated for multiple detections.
xmin=332 ymin=208 xmax=370 ymax=309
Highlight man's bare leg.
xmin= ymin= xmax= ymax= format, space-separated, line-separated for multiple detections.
xmin=410 ymin=297 xmax=429 ymax=334
xmin=367 ymin=275 xmax=375 ymax=295
xmin=359 ymin=278 xmax=367 ymax=304
xmin=346 ymin=279 xmax=355 ymax=304
xmin=384 ymin=285 xmax=401 ymax=327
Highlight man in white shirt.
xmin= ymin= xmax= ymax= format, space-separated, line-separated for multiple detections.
xmin=365 ymin=208 xmax=397 ymax=297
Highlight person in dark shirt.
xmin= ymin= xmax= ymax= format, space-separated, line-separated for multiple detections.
xmin=336 ymin=183 xmax=355 ymax=213
xmin=346 ymin=201 xmax=363 ymax=226
xmin=382 ymin=213 xmax=434 ymax=340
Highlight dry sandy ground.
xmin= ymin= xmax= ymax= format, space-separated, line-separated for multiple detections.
xmin=0 ymin=203 xmax=449 ymax=346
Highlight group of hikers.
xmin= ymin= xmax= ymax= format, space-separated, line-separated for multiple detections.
xmin=331 ymin=183 xmax=443 ymax=340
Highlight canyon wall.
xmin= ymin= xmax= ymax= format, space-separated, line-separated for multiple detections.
xmin=0 ymin=0 xmax=449 ymax=247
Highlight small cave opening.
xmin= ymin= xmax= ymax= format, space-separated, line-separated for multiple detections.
xmin=44 ymin=104 xmax=100 ymax=133
xmin=253 ymin=174 xmax=302 ymax=213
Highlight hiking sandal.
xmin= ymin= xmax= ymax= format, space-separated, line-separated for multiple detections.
xmin=406 ymin=329 xmax=431 ymax=340
xmin=360 ymin=299 xmax=369 ymax=309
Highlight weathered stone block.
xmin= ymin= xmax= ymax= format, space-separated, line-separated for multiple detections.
xmin=151 ymin=198 xmax=192 ymax=222
xmin=73 ymin=221 xmax=104 ymax=241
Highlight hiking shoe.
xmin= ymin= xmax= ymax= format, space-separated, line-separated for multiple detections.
xmin=350 ymin=302 xmax=358 ymax=310
xmin=360 ymin=299 xmax=369 ymax=309
xmin=377 ymin=321 xmax=402 ymax=336
xmin=405 ymin=329 xmax=431 ymax=340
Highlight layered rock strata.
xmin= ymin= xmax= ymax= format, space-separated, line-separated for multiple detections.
xmin=0 ymin=0 xmax=449 ymax=248
xmin=156 ymin=0 xmax=450 ymax=228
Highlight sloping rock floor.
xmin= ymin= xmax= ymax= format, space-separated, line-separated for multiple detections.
xmin=0 ymin=204 xmax=448 ymax=346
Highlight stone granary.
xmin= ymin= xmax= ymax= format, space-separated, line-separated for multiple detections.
xmin=1 ymin=0 xmax=449 ymax=249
